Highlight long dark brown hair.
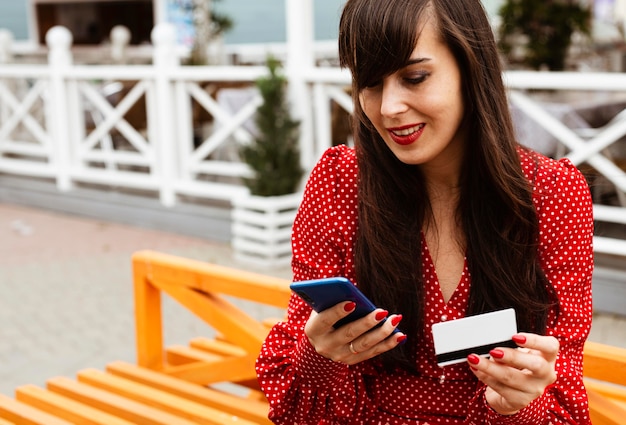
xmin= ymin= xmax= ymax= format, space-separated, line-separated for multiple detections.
xmin=339 ymin=0 xmax=556 ymax=372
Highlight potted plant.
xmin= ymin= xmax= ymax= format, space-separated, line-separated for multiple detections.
xmin=232 ymin=56 xmax=304 ymax=267
xmin=497 ymin=0 xmax=591 ymax=71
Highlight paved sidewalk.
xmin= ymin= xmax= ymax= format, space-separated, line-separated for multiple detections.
xmin=0 ymin=202 xmax=291 ymax=396
xmin=0 ymin=202 xmax=625 ymax=397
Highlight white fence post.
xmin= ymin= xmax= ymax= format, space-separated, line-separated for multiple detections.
xmin=46 ymin=26 xmax=74 ymax=192
xmin=110 ymin=25 xmax=131 ymax=64
xmin=0 ymin=29 xmax=14 ymax=126
xmin=285 ymin=0 xmax=316 ymax=172
xmin=152 ymin=22 xmax=180 ymax=207
xmin=0 ymin=29 xmax=14 ymax=64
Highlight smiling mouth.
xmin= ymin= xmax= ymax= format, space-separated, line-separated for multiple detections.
xmin=388 ymin=123 xmax=425 ymax=145
xmin=390 ymin=124 xmax=425 ymax=137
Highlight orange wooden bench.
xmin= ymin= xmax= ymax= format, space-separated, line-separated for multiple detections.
xmin=583 ymin=341 xmax=626 ymax=425
xmin=0 ymin=250 xmax=291 ymax=425
xmin=0 ymin=250 xmax=624 ymax=424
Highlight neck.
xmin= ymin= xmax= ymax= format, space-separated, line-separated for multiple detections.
xmin=420 ymin=126 xmax=466 ymax=199
xmin=421 ymin=157 xmax=462 ymax=202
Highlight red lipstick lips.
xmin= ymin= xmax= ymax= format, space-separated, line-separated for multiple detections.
xmin=387 ymin=123 xmax=425 ymax=145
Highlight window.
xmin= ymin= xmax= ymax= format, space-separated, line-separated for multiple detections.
xmin=34 ymin=0 xmax=154 ymax=45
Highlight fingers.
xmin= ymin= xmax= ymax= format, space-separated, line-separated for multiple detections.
xmin=468 ymin=334 xmax=558 ymax=374
xmin=513 ymin=333 xmax=560 ymax=362
xmin=307 ymin=306 xmax=405 ymax=365
xmin=308 ymin=300 xmax=390 ymax=340
xmin=468 ymin=354 xmax=544 ymax=414
xmin=307 ymin=301 xmax=361 ymax=332
xmin=466 ymin=334 xmax=559 ymax=414
xmin=304 ymin=301 xmax=366 ymax=343
xmin=348 ymin=314 xmax=404 ymax=354
xmin=343 ymin=318 xmax=406 ymax=365
xmin=485 ymin=334 xmax=558 ymax=381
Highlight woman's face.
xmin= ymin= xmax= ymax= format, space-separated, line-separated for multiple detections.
xmin=359 ymin=18 xmax=467 ymax=170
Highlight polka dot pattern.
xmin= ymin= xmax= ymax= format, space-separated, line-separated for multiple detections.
xmin=255 ymin=145 xmax=594 ymax=424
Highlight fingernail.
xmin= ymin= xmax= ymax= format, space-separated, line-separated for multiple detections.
xmin=344 ymin=302 xmax=356 ymax=312
xmin=391 ymin=315 xmax=403 ymax=326
xmin=375 ymin=310 xmax=388 ymax=321
xmin=490 ymin=349 xmax=505 ymax=359
xmin=470 ymin=366 xmax=478 ymax=372
xmin=467 ymin=354 xmax=480 ymax=365
xmin=512 ymin=335 xmax=527 ymax=345
xmin=396 ymin=335 xmax=407 ymax=345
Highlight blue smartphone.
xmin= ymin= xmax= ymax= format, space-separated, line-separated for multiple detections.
xmin=290 ymin=277 xmax=399 ymax=332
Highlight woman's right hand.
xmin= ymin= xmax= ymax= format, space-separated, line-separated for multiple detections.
xmin=304 ymin=301 xmax=406 ymax=365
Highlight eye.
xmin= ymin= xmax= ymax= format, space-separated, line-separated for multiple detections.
xmin=404 ymin=71 xmax=430 ymax=85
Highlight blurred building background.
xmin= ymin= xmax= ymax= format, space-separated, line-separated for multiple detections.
xmin=0 ymin=0 xmax=345 ymax=47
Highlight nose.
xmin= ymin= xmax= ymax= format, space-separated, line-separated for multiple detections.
xmin=380 ymin=79 xmax=409 ymax=117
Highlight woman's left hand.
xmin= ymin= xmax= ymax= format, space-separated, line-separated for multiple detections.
xmin=467 ymin=333 xmax=559 ymax=415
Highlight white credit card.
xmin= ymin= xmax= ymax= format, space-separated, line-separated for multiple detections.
xmin=432 ymin=308 xmax=518 ymax=367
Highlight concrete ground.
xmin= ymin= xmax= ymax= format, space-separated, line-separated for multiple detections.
xmin=0 ymin=202 xmax=624 ymax=396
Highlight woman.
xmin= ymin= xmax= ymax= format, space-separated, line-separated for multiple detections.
xmin=255 ymin=0 xmax=594 ymax=423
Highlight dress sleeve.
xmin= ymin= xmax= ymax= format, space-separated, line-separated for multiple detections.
xmin=255 ymin=146 xmax=375 ymax=424
xmin=465 ymin=157 xmax=594 ymax=425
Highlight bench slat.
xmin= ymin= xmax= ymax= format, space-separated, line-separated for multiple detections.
xmin=47 ymin=376 xmax=199 ymax=425
xmin=585 ymin=379 xmax=626 ymax=403
xmin=132 ymin=251 xmax=292 ymax=307
xmin=166 ymin=344 xmax=224 ymax=365
xmin=189 ymin=337 xmax=248 ymax=357
xmin=164 ymin=346 xmax=258 ymax=384
xmin=107 ymin=361 xmax=272 ymax=424
xmin=76 ymin=368 xmax=257 ymax=425
xmin=584 ymin=341 xmax=626 ymax=386
xmin=0 ymin=394 xmax=73 ymax=425
xmin=587 ymin=388 xmax=626 ymax=425
xmin=15 ymin=385 xmax=135 ymax=425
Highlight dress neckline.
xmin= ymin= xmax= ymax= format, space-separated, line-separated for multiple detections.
xmin=421 ymin=236 xmax=469 ymax=307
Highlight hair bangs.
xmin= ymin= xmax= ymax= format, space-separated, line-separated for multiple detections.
xmin=339 ymin=0 xmax=427 ymax=90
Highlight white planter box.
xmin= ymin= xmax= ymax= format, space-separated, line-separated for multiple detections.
xmin=231 ymin=192 xmax=301 ymax=268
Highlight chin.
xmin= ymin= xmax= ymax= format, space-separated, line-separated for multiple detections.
xmin=390 ymin=149 xmax=430 ymax=166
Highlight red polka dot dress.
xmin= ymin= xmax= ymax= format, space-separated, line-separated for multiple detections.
xmin=256 ymin=145 xmax=594 ymax=424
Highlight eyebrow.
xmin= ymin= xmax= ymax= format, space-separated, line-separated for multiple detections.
xmin=405 ymin=57 xmax=431 ymax=66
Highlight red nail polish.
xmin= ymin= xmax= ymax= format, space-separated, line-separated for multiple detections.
xmin=344 ymin=302 xmax=356 ymax=312
xmin=512 ymin=335 xmax=527 ymax=345
xmin=467 ymin=354 xmax=480 ymax=365
xmin=391 ymin=315 xmax=403 ymax=326
xmin=396 ymin=335 xmax=407 ymax=344
xmin=490 ymin=349 xmax=505 ymax=359
xmin=375 ymin=310 xmax=388 ymax=321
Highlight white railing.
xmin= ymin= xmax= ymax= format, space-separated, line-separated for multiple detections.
xmin=0 ymin=24 xmax=268 ymax=206
xmin=505 ymin=72 xmax=626 ymax=256
xmin=0 ymin=24 xmax=625 ymax=257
